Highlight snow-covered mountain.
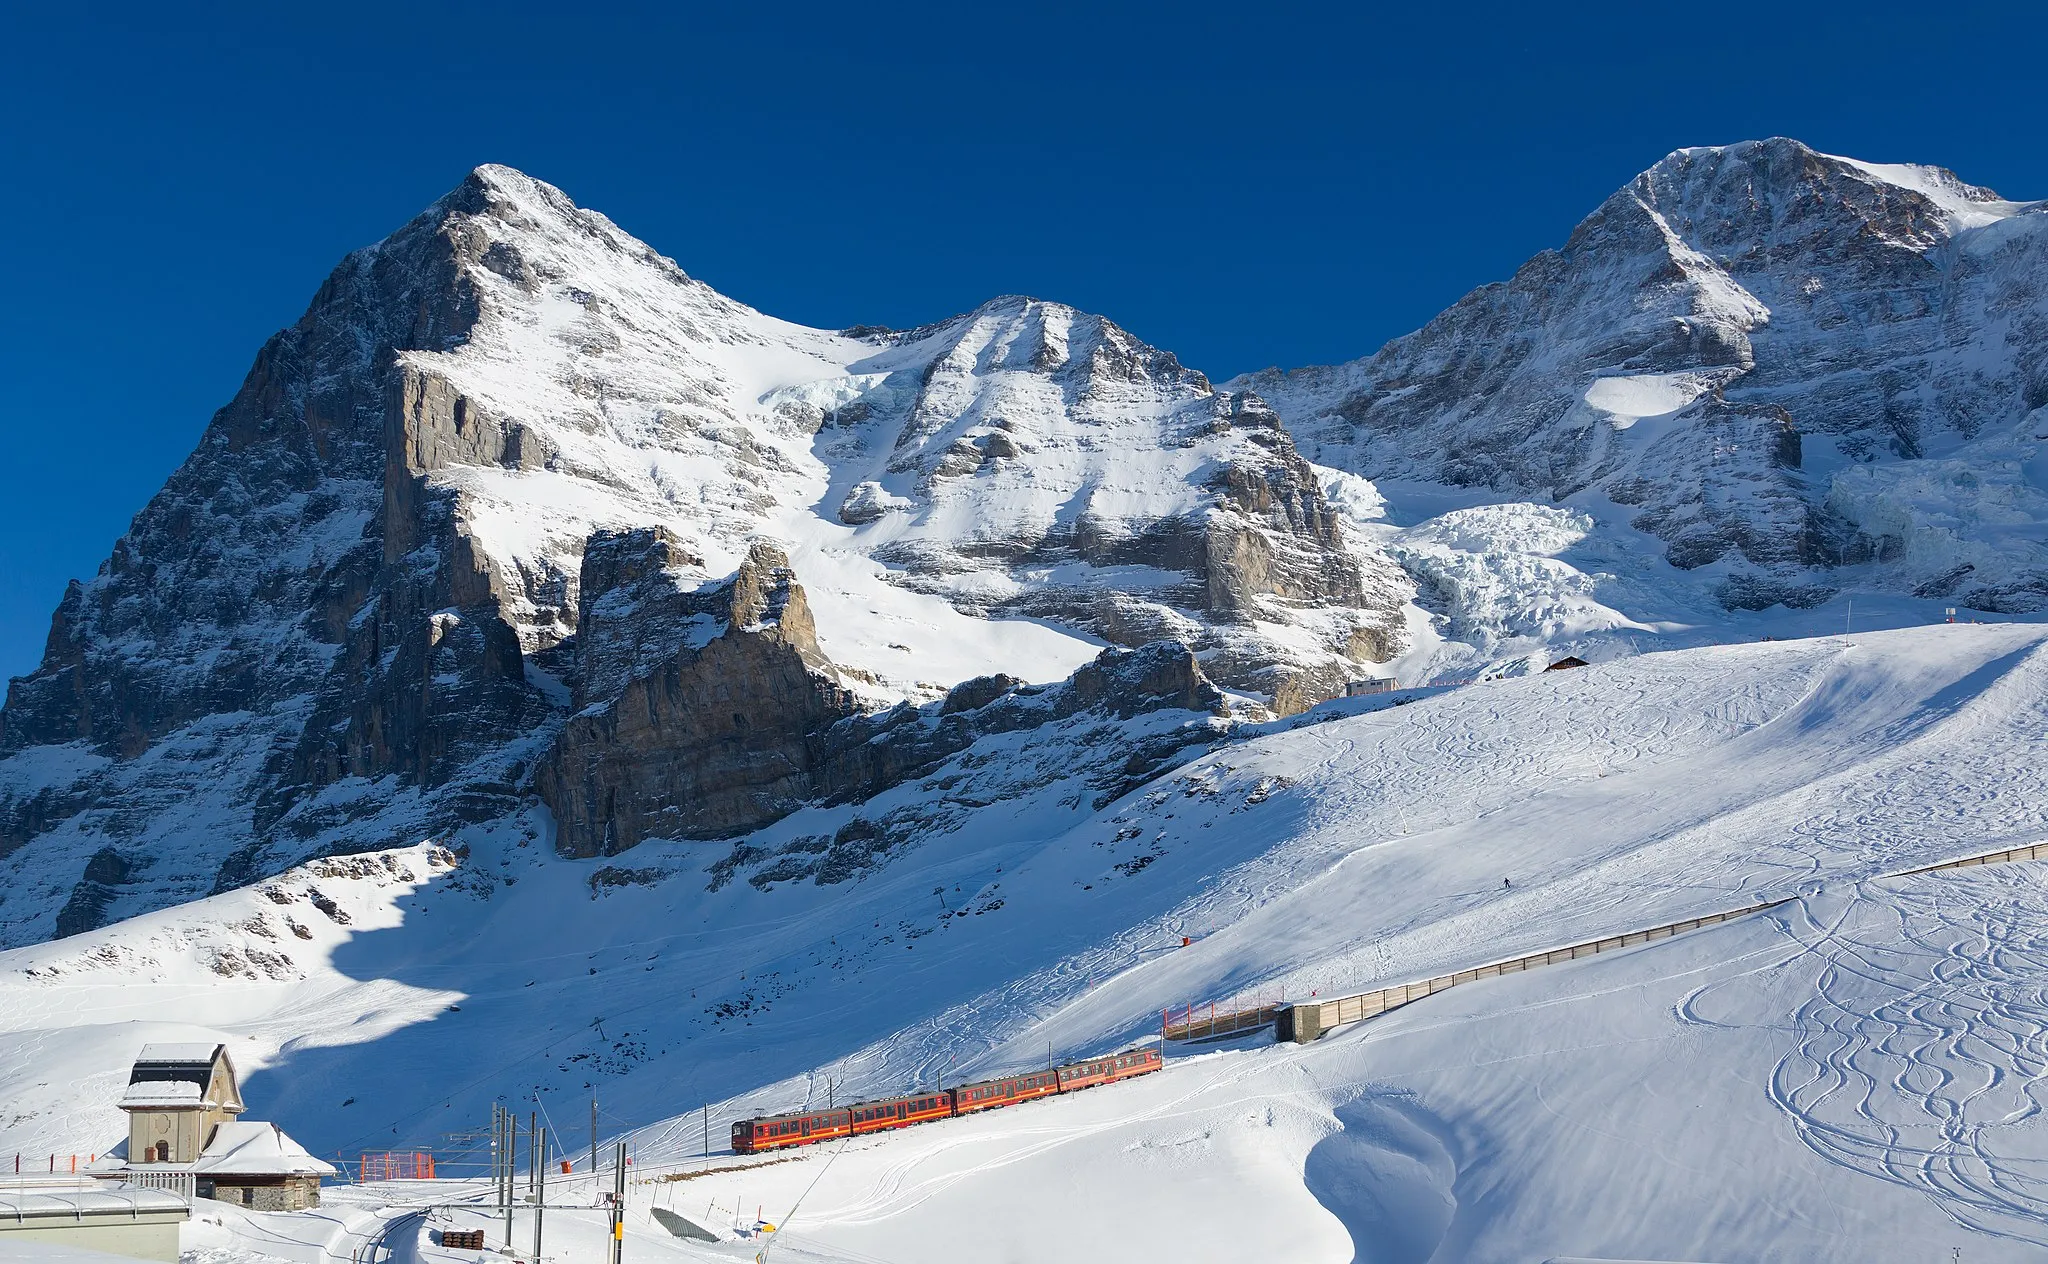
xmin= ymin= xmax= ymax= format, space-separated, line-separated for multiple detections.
xmin=1236 ymin=138 xmax=2048 ymax=617
xmin=0 ymin=165 xmax=1398 ymax=942
xmin=5 ymin=139 xmax=2048 ymax=1263
xmin=1 ymin=141 xmax=2044 ymax=945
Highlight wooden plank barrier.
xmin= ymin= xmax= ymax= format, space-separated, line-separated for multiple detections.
xmin=1890 ymin=840 xmax=2048 ymax=879
xmin=1272 ymin=838 xmax=2048 ymax=1044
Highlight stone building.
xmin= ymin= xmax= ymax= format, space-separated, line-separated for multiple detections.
xmin=94 ymin=1043 xmax=335 ymax=1210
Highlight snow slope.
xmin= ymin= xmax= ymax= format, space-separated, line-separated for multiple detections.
xmin=6 ymin=622 xmax=2048 ymax=1259
xmin=632 ymin=863 xmax=2048 ymax=1263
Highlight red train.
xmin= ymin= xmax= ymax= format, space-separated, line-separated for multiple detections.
xmin=732 ymin=1049 xmax=1163 ymax=1154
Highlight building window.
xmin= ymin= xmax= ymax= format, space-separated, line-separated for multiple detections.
xmin=154 ymin=1141 xmax=170 ymax=1162
xmin=242 ymin=1187 xmax=254 ymax=1206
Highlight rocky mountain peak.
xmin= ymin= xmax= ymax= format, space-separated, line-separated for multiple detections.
xmin=901 ymin=294 xmax=1211 ymax=393
xmin=0 ymin=159 xmax=1418 ymax=941
xmin=1234 ymin=136 xmax=2048 ymax=614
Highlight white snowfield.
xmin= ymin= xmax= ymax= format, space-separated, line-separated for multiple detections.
xmin=5 ymin=623 xmax=2048 ymax=1262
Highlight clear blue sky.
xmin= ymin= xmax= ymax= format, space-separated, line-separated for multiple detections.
xmin=1 ymin=2 xmax=2042 ymax=683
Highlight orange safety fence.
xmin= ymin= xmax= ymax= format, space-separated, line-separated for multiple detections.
xmin=359 ymin=1151 xmax=436 ymax=1181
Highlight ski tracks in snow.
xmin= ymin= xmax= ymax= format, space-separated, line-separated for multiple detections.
xmin=1769 ymin=868 xmax=2048 ymax=1244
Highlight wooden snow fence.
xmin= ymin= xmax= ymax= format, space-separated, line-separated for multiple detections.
xmin=1890 ymin=839 xmax=2048 ymax=879
xmin=1264 ymin=838 xmax=2048 ymax=1044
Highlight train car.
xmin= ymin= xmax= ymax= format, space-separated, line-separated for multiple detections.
xmin=847 ymin=1092 xmax=953 ymax=1135
xmin=952 ymin=1068 xmax=1061 ymax=1115
xmin=732 ymin=1107 xmax=851 ymax=1154
xmin=1054 ymin=1048 xmax=1163 ymax=1093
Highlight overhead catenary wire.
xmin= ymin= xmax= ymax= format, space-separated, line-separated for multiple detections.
xmin=753 ymin=1127 xmax=854 ymax=1264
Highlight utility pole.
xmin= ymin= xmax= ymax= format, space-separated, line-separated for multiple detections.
xmin=528 ymin=1112 xmax=536 ymax=1194
xmin=590 ymin=1099 xmax=598 ymax=1177
xmin=489 ymin=1105 xmax=504 ymax=1248
xmin=502 ymin=1105 xmax=515 ymax=1247
xmin=609 ymin=1140 xmax=627 ymax=1264
xmin=532 ymin=1125 xmax=546 ymax=1264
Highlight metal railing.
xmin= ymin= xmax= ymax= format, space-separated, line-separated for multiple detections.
xmin=122 ymin=1170 xmax=196 ymax=1199
xmin=1163 ymin=991 xmax=1287 ymax=1042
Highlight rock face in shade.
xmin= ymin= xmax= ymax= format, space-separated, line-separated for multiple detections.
xmin=538 ymin=543 xmax=863 ymax=856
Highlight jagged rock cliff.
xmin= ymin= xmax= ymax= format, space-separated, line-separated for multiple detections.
xmin=539 ymin=542 xmax=863 ymax=856
xmin=791 ymin=297 xmax=1408 ymax=700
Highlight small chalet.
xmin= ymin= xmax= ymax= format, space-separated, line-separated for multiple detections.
xmin=93 ymin=1043 xmax=335 ymax=1211
xmin=1545 ymin=656 xmax=1590 ymax=672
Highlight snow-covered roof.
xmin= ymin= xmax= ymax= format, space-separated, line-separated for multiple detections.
xmin=133 ymin=1043 xmax=223 ymax=1064
xmin=188 ymin=1122 xmax=336 ymax=1177
xmin=119 ymin=1079 xmax=203 ymax=1108
xmin=123 ymin=1042 xmax=239 ymax=1113
xmin=0 ymin=1186 xmax=189 ymax=1219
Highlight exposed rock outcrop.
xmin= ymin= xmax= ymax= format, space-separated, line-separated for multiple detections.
xmin=537 ymin=527 xmax=1233 ymax=860
xmin=538 ymin=544 xmax=862 ymax=856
